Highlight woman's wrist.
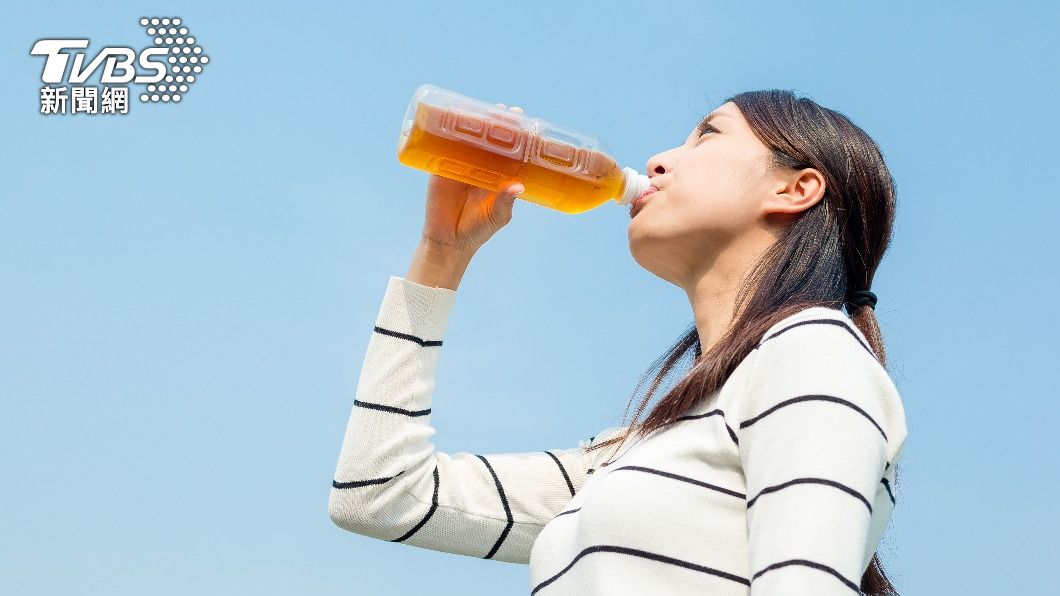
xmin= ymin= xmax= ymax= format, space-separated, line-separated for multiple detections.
xmin=406 ymin=238 xmax=476 ymax=290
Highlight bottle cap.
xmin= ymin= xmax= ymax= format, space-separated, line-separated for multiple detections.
xmin=617 ymin=167 xmax=651 ymax=206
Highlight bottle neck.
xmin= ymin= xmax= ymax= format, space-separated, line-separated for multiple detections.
xmin=617 ymin=167 xmax=650 ymax=206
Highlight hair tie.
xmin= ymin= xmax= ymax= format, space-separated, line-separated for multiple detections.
xmin=848 ymin=290 xmax=877 ymax=310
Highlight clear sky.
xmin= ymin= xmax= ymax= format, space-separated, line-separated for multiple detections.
xmin=2 ymin=1 xmax=1057 ymax=594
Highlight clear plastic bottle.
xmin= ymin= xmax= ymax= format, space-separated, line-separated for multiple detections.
xmin=396 ymin=83 xmax=650 ymax=214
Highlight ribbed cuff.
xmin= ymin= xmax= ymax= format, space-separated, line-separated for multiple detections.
xmin=374 ymin=275 xmax=459 ymax=341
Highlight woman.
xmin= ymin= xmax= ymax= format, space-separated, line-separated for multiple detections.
xmin=329 ymin=90 xmax=908 ymax=595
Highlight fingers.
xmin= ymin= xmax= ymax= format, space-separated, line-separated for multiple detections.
xmin=495 ymin=102 xmax=524 ymax=113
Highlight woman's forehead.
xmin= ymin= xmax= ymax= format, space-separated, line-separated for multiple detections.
xmin=700 ymin=106 xmax=737 ymax=128
xmin=687 ymin=105 xmax=739 ymax=136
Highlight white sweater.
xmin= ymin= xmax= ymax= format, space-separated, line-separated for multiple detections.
xmin=329 ymin=275 xmax=909 ymax=595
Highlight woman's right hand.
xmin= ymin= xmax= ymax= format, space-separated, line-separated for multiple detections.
xmin=419 ymin=103 xmax=526 ymax=255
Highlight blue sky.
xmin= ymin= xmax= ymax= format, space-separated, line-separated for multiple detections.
xmin=1 ymin=1 xmax=1057 ymax=594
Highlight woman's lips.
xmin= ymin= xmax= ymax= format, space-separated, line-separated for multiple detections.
xmin=630 ymin=187 xmax=658 ymax=218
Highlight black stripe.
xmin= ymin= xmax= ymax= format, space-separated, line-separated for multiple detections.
xmin=543 ymin=451 xmax=576 ymax=497
xmin=373 ymin=325 xmax=442 ymax=347
xmin=747 ymin=477 xmax=872 ymax=513
xmin=881 ymin=477 xmax=895 ymax=504
xmin=332 ymin=468 xmax=406 ymax=489
xmin=608 ymin=465 xmax=746 ymax=500
xmin=354 ymin=399 xmax=431 ymax=417
xmin=475 ymin=455 xmax=514 ymax=560
xmin=390 ymin=465 xmax=439 ymax=543
xmin=531 ymin=544 xmax=749 ymax=595
xmin=739 ymin=394 xmax=888 ymax=442
xmin=677 ymin=408 xmax=740 ymax=446
xmin=552 ymin=507 xmax=580 ymax=520
xmin=752 ymin=558 xmax=859 ymax=593
xmin=756 ymin=318 xmax=875 ymax=359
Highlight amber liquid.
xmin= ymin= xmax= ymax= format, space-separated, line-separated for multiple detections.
xmin=397 ymin=102 xmax=627 ymax=214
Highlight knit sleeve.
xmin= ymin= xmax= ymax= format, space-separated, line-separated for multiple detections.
xmin=328 ymin=275 xmax=610 ymax=564
xmin=732 ymin=319 xmax=908 ymax=594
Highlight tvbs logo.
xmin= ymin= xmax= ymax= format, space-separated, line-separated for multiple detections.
xmin=30 ymin=16 xmax=209 ymax=115
xmin=31 ymin=39 xmax=168 ymax=84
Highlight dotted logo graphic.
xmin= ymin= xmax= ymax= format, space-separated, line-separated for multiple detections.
xmin=138 ymin=17 xmax=208 ymax=103
xmin=30 ymin=16 xmax=211 ymax=115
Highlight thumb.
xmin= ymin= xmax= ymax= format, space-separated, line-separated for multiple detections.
xmin=493 ymin=180 xmax=523 ymax=207
xmin=493 ymin=182 xmax=523 ymax=217
xmin=502 ymin=182 xmax=524 ymax=201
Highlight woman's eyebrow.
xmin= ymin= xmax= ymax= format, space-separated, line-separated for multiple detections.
xmin=697 ymin=112 xmax=729 ymax=133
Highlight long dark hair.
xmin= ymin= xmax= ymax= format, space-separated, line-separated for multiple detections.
xmin=589 ymin=89 xmax=900 ymax=595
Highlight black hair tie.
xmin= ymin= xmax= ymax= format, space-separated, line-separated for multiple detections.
xmin=848 ymin=290 xmax=878 ymax=310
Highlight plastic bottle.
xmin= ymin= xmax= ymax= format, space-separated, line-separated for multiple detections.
xmin=396 ymin=83 xmax=651 ymax=214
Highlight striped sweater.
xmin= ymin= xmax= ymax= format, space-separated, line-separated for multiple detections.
xmin=328 ymin=275 xmax=909 ymax=595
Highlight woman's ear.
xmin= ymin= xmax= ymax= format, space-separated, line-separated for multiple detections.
xmin=763 ymin=167 xmax=826 ymax=216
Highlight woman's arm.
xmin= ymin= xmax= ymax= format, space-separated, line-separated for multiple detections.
xmin=404 ymin=237 xmax=475 ymax=291
xmin=731 ymin=319 xmax=909 ymax=594
xmin=328 ymin=275 xmax=620 ymax=564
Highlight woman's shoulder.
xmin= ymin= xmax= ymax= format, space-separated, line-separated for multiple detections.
xmin=744 ymin=305 xmax=904 ymax=423
xmin=745 ymin=304 xmax=896 ymax=408
xmin=740 ymin=305 xmax=908 ymax=459
xmin=756 ymin=305 xmax=876 ymax=360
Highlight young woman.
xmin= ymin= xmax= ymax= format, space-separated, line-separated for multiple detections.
xmin=329 ymin=90 xmax=908 ymax=596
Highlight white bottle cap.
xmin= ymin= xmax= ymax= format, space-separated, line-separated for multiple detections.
xmin=617 ymin=167 xmax=651 ymax=206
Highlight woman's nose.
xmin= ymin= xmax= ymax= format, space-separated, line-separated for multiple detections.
xmin=645 ymin=155 xmax=668 ymax=177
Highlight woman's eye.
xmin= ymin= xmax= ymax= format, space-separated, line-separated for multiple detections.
xmin=699 ymin=124 xmax=718 ymax=135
